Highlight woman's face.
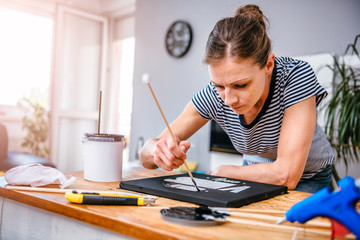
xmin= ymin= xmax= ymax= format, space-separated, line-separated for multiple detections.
xmin=208 ymin=55 xmax=274 ymax=115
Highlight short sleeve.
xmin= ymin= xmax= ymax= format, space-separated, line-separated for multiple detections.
xmin=283 ymin=61 xmax=327 ymax=109
xmin=191 ymin=82 xmax=221 ymax=120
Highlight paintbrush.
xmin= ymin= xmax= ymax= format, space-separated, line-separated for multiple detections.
xmin=142 ymin=73 xmax=200 ymax=192
xmin=4 ymin=185 xmax=158 ymax=201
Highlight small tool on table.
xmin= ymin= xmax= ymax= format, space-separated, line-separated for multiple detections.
xmin=142 ymin=73 xmax=200 ymax=191
xmin=277 ymin=176 xmax=360 ymax=239
xmin=65 ymin=190 xmax=156 ymax=206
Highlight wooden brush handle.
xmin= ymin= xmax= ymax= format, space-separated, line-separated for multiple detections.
xmin=146 ymin=82 xmax=194 ymax=179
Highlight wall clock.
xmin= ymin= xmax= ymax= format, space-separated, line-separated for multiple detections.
xmin=165 ymin=20 xmax=192 ymax=58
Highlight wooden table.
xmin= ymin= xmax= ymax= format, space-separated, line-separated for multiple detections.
xmin=0 ymin=167 xmax=356 ymax=240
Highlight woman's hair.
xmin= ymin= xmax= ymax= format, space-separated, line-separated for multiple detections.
xmin=204 ymin=4 xmax=271 ymax=68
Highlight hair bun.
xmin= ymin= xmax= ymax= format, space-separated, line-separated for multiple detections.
xmin=235 ymin=4 xmax=268 ymax=29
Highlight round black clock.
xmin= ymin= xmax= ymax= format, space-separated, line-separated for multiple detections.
xmin=165 ymin=20 xmax=192 ymax=58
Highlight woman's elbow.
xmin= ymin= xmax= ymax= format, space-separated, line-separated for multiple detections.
xmin=272 ymin=160 xmax=303 ymax=190
xmin=278 ymin=171 xmax=300 ymax=190
xmin=286 ymin=181 xmax=298 ymax=190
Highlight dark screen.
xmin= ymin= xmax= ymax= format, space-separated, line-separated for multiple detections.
xmin=210 ymin=120 xmax=241 ymax=154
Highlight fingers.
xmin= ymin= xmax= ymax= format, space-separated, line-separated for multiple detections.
xmin=166 ymin=138 xmax=187 ymax=160
xmin=179 ymin=141 xmax=191 ymax=152
xmin=153 ymin=138 xmax=190 ymax=171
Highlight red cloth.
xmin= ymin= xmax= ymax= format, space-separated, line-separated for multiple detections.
xmin=330 ymin=219 xmax=351 ymax=240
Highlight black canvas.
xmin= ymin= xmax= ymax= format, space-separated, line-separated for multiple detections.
xmin=119 ymin=173 xmax=287 ymax=207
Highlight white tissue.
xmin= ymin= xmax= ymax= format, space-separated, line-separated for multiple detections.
xmin=4 ymin=164 xmax=76 ymax=189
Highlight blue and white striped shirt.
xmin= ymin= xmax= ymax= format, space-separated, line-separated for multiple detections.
xmin=192 ymin=56 xmax=334 ymax=179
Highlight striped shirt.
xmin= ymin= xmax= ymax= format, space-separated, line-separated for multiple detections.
xmin=192 ymin=56 xmax=334 ymax=179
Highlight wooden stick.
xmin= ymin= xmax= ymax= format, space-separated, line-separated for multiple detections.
xmin=224 ymin=208 xmax=331 ymax=228
xmin=144 ymin=79 xmax=199 ymax=190
xmin=4 ymin=185 xmax=157 ymax=199
xmin=226 ymin=208 xmax=286 ymax=214
xmin=141 ymin=206 xmax=284 ymax=212
xmin=145 ymin=82 xmax=175 ymax=141
xmin=230 ymin=212 xmax=282 ymax=222
xmin=140 ymin=206 xmax=330 ymax=228
xmin=225 ymin=217 xmax=331 ymax=236
xmin=142 ymin=207 xmax=331 ymax=235
xmin=98 ymin=90 xmax=102 ymax=134
xmin=5 ymin=185 xmax=71 ymax=193
xmin=5 ymin=185 xmax=131 ymax=195
xmin=228 ymin=212 xmax=330 ymax=228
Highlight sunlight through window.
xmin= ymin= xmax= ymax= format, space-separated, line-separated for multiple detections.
xmin=116 ymin=37 xmax=135 ymax=165
xmin=117 ymin=37 xmax=135 ymax=136
xmin=0 ymin=7 xmax=53 ymax=107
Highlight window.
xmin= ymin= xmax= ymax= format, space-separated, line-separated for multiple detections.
xmin=111 ymin=15 xmax=135 ymax=165
xmin=117 ymin=37 xmax=135 ymax=138
xmin=0 ymin=7 xmax=53 ymax=108
xmin=113 ymin=37 xmax=135 ymax=165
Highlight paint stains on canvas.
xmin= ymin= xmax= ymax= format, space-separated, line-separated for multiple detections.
xmin=162 ymin=176 xmax=251 ymax=193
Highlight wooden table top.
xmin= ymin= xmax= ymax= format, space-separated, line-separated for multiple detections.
xmin=0 ymin=167 xmax=356 ymax=240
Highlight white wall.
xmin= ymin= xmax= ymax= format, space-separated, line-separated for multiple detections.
xmin=130 ymin=0 xmax=360 ymax=176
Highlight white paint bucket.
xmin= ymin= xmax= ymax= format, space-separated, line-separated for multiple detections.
xmin=82 ymin=133 xmax=124 ymax=182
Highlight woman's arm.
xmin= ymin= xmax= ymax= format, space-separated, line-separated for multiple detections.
xmin=140 ymin=101 xmax=208 ymax=170
xmin=211 ymin=96 xmax=317 ymax=189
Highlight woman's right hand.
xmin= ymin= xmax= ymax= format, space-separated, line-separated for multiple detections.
xmin=140 ymin=135 xmax=191 ymax=171
xmin=139 ymin=101 xmax=207 ymax=171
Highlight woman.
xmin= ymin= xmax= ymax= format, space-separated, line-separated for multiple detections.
xmin=140 ymin=4 xmax=334 ymax=193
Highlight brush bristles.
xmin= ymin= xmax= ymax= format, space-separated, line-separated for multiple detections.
xmin=142 ymin=73 xmax=150 ymax=84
